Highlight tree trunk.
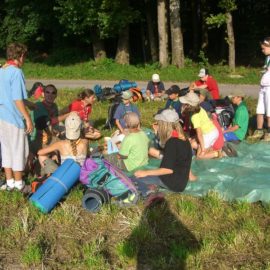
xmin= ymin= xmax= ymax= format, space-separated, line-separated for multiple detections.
xmin=157 ymin=0 xmax=168 ymax=67
xmin=191 ymin=0 xmax=199 ymax=57
xmin=226 ymin=12 xmax=235 ymax=71
xmin=200 ymin=0 xmax=209 ymax=51
xmin=170 ymin=0 xmax=184 ymax=67
xmin=145 ymin=0 xmax=158 ymax=62
xmin=115 ymin=26 xmax=130 ymax=65
xmin=92 ymin=38 xmax=106 ymax=61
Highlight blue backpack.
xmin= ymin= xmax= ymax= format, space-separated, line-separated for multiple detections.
xmin=80 ymin=158 xmax=139 ymax=207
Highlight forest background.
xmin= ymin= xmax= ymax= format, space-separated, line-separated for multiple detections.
xmin=0 ymin=0 xmax=269 ymax=72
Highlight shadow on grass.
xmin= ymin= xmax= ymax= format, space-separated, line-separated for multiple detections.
xmin=124 ymin=199 xmax=201 ymax=270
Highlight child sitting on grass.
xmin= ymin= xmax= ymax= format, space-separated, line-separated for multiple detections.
xmin=106 ymin=112 xmax=149 ymax=172
xmin=180 ymin=92 xmax=221 ymax=159
xmin=223 ymin=90 xmax=249 ymax=142
xmin=164 ymin=85 xmax=182 ymax=117
xmin=113 ymin=90 xmax=140 ymax=134
xmin=61 ymin=89 xmax=101 ymax=140
xmin=132 ymin=109 xmax=193 ymax=197
xmin=38 ymin=113 xmax=89 ymax=174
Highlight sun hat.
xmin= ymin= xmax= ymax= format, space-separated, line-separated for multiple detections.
xmin=198 ymin=68 xmax=209 ymax=78
xmin=65 ymin=112 xmax=82 ymax=140
xmin=152 ymin=74 xmax=160 ymax=83
xmin=166 ymin=85 xmax=181 ymax=95
xmin=121 ymin=90 xmax=133 ymax=100
xmin=228 ymin=89 xmax=245 ymax=98
xmin=179 ymin=92 xmax=200 ymax=106
xmin=154 ymin=109 xmax=179 ymax=123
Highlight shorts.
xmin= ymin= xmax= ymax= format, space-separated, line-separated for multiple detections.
xmin=224 ymin=132 xmax=239 ymax=142
xmin=203 ymin=128 xmax=219 ymax=149
xmin=256 ymin=86 xmax=270 ymax=116
xmin=0 ymin=120 xmax=29 ymax=171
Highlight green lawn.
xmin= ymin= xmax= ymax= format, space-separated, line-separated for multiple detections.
xmin=1 ymin=90 xmax=270 ymax=269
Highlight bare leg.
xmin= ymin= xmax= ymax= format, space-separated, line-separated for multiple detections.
xmin=13 ymin=171 xmax=23 ymax=181
xmin=4 ymin=168 xmax=13 ymax=180
xmin=257 ymin=114 xmax=264 ymax=129
xmin=267 ymin=116 xmax=270 ymax=128
xmin=189 ymin=170 xmax=197 ymax=181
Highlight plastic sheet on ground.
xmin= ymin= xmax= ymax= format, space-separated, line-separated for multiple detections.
xmin=184 ymin=142 xmax=270 ymax=203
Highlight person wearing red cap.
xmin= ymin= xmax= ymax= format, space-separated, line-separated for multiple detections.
xmin=190 ymin=68 xmax=220 ymax=100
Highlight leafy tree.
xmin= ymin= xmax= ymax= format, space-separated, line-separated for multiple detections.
xmin=54 ymin=0 xmax=139 ymax=62
xmin=0 ymin=0 xmax=57 ymax=50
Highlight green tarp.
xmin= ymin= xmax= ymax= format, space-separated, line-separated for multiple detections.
xmin=184 ymin=142 xmax=270 ymax=203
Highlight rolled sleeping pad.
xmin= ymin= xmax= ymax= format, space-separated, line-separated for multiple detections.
xmin=113 ymin=82 xmax=137 ymax=93
xmin=82 ymin=188 xmax=110 ymax=213
xmin=30 ymin=159 xmax=80 ymax=213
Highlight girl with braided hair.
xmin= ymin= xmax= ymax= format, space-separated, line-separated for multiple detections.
xmin=37 ymin=113 xmax=89 ymax=173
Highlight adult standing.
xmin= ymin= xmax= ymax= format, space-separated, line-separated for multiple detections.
xmin=191 ymin=68 xmax=220 ymax=100
xmin=0 ymin=43 xmax=33 ymax=191
xmin=248 ymin=37 xmax=270 ymax=141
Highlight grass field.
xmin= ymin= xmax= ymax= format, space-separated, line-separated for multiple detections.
xmin=1 ymin=90 xmax=270 ymax=270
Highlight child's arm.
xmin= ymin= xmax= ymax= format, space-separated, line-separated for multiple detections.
xmin=15 ymin=100 xmax=33 ymax=133
xmin=134 ymin=167 xmax=173 ymax=178
xmin=51 ymin=113 xmax=70 ymax=125
xmin=37 ymin=141 xmax=62 ymax=156
xmin=59 ymin=106 xmax=70 ymax=115
xmin=195 ymin=127 xmax=205 ymax=153
xmin=115 ymin=119 xmax=124 ymax=133
xmin=24 ymin=100 xmax=37 ymax=110
xmin=223 ymin=125 xmax=239 ymax=133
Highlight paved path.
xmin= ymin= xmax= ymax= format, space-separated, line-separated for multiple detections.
xmin=25 ymin=79 xmax=259 ymax=98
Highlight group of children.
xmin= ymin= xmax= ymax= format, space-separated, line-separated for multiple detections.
xmin=0 ymin=37 xmax=269 ymax=199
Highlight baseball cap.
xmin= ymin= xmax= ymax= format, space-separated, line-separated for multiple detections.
xmin=166 ymin=85 xmax=181 ymax=95
xmin=198 ymin=68 xmax=208 ymax=78
xmin=152 ymin=74 xmax=160 ymax=83
xmin=179 ymin=92 xmax=200 ymax=106
xmin=122 ymin=90 xmax=133 ymax=100
xmin=65 ymin=112 xmax=82 ymax=140
xmin=228 ymin=89 xmax=245 ymax=98
xmin=154 ymin=109 xmax=179 ymax=123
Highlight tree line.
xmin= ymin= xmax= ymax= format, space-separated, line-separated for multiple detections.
xmin=0 ymin=0 xmax=269 ymax=69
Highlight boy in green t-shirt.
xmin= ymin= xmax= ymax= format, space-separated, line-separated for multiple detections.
xmin=118 ymin=112 xmax=149 ymax=172
xmin=223 ymin=90 xmax=249 ymax=141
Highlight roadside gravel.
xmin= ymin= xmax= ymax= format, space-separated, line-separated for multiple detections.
xmin=26 ymin=79 xmax=259 ymax=98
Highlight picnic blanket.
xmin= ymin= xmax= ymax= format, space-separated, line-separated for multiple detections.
xmin=184 ymin=142 xmax=270 ymax=203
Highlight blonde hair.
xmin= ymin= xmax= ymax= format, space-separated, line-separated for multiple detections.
xmin=124 ymin=112 xmax=140 ymax=129
xmin=157 ymin=120 xmax=186 ymax=147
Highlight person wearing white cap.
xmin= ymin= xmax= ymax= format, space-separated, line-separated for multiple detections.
xmin=37 ymin=112 xmax=89 ymax=171
xmin=132 ymin=109 xmax=193 ymax=197
xmin=145 ymin=73 xmax=166 ymax=101
xmin=190 ymin=68 xmax=220 ymax=100
xmin=180 ymin=92 xmax=221 ymax=159
xmin=113 ymin=90 xmax=140 ymax=134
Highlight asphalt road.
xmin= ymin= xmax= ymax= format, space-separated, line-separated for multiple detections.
xmin=25 ymin=79 xmax=259 ymax=98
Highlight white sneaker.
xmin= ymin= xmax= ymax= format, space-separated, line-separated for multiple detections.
xmin=14 ymin=181 xmax=25 ymax=191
